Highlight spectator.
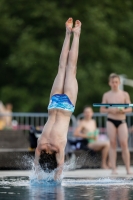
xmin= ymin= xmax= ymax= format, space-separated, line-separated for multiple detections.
xmin=4 ymin=103 xmax=13 ymax=129
xmin=74 ymin=106 xmax=110 ymax=169
xmin=0 ymin=101 xmax=6 ymax=130
xmin=100 ymin=73 xmax=132 ymax=174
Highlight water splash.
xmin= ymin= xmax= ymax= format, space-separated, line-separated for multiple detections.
xmin=15 ymin=154 xmax=34 ymax=170
xmin=29 ymin=162 xmax=63 ymax=186
xmin=29 ymin=150 xmax=98 ymax=186
xmin=29 ymin=152 xmax=78 ymax=186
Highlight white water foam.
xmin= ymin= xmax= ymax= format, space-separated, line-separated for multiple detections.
xmin=62 ymin=177 xmax=133 ymax=186
xmin=0 ymin=176 xmax=133 ymax=187
xmin=0 ymin=177 xmax=29 ymax=187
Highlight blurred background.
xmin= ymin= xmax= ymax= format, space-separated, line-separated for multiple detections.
xmin=1 ymin=0 xmax=133 ymax=115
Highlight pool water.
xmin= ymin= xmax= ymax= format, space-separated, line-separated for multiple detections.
xmin=0 ymin=176 xmax=133 ymax=200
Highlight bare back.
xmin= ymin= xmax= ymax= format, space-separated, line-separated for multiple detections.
xmin=37 ymin=109 xmax=71 ymax=152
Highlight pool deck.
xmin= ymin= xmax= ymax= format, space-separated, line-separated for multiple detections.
xmin=0 ymin=166 xmax=133 ymax=178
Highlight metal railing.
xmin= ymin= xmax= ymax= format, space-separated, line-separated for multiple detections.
xmin=1 ymin=112 xmax=133 ymax=149
xmin=0 ymin=112 xmax=77 ymax=132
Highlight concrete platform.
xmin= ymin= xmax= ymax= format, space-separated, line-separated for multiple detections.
xmin=0 ymin=130 xmax=29 ymax=148
xmin=0 ymin=166 xmax=133 ymax=178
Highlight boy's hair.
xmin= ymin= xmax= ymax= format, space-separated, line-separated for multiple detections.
xmin=5 ymin=103 xmax=13 ymax=110
xmin=39 ymin=150 xmax=57 ymax=172
xmin=83 ymin=105 xmax=93 ymax=111
xmin=108 ymin=73 xmax=120 ymax=81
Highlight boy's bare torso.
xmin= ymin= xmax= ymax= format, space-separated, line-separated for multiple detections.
xmin=104 ymin=90 xmax=129 ymax=120
xmin=80 ymin=119 xmax=96 ymax=133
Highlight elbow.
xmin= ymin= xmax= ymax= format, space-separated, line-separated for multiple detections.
xmin=128 ymin=108 xmax=132 ymax=113
xmin=125 ymin=107 xmax=132 ymax=113
xmin=100 ymin=107 xmax=107 ymax=113
xmin=73 ymin=132 xmax=77 ymax=137
xmin=100 ymin=108 xmax=104 ymax=113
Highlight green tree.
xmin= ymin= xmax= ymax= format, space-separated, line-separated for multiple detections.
xmin=0 ymin=0 xmax=133 ymax=115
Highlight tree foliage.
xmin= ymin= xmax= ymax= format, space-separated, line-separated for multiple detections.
xmin=0 ymin=0 xmax=133 ymax=114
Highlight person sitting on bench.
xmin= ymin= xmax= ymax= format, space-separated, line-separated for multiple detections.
xmin=74 ymin=106 xmax=110 ymax=169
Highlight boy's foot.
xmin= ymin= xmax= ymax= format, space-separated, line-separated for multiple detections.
xmin=101 ymin=164 xmax=109 ymax=169
xmin=107 ymin=161 xmax=112 ymax=169
xmin=127 ymin=171 xmax=133 ymax=175
xmin=66 ymin=18 xmax=73 ymax=34
xmin=111 ymin=169 xmax=118 ymax=175
xmin=72 ymin=20 xmax=82 ymax=36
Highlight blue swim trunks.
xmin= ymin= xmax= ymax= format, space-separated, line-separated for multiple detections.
xmin=48 ymin=94 xmax=75 ymax=113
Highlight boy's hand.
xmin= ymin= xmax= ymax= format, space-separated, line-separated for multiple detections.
xmin=117 ymin=107 xmax=125 ymax=114
xmin=108 ymin=106 xmax=129 ymax=114
xmin=54 ymin=165 xmax=63 ymax=181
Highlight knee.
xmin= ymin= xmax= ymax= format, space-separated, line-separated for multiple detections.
xmin=66 ymin=64 xmax=76 ymax=74
xmin=120 ymin=141 xmax=128 ymax=149
xmin=105 ymin=141 xmax=110 ymax=148
xmin=110 ymin=141 xmax=117 ymax=149
xmin=68 ymin=50 xmax=73 ymax=59
xmin=103 ymin=141 xmax=110 ymax=149
xmin=58 ymin=64 xmax=66 ymax=72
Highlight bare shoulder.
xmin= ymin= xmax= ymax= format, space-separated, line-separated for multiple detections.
xmin=121 ymin=90 xmax=130 ymax=98
xmin=104 ymin=91 xmax=111 ymax=96
xmin=79 ymin=119 xmax=86 ymax=126
xmin=92 ymin=119 xmax=96 ymax=125
xmin=122 ymin=91 xmax=131 ymax=102
xmin=122 ymin=90 xmax=130 ymax=97
xmin=102 ymin=91 xmax=111 ymax=102
xmin=91 ymin=119 xmax=96 ymax=123
xmin=78 ymin=119 xmax=84 ymax=123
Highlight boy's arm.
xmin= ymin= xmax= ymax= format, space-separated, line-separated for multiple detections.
xmin=100 ymin=93 xmax=109 ymax=113
xmin=34 ymin=147 xmax=41 ymax=165
xmin=94 ymin=121 xmax=99 ymax=141
xmin=54 ymin=149 xmax=65 ymax=181
xmin=120 ymin=92 xmax=132 ymax=114
xmin=74 ymin=121 xmax=88 ymax=138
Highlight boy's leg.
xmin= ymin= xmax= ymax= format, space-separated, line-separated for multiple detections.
xmin=107 ymin=121 xmax=117 ymax=174
xmin=89 ymin=141 xmax=110 ymax=169
xmin=64 ymin=20 xmax=81 ymax=105
xmin=118 ymin=123 xmax=132 ymax=174
xmin=50 ymin=18 xmax=73 ymax=98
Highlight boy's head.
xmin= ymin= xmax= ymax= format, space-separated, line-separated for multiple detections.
xmin=5 ymin=103 xmax=13 ymax=111
xmin=39 ymin=150 xmax=58 ymax=172
xmin=108 ymin=73 xmax=120 ymax=90
xmin=83 ymin=106 xmax=93 ymax=119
